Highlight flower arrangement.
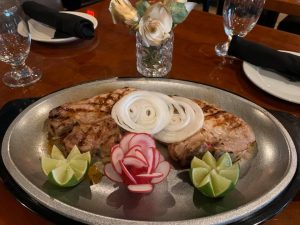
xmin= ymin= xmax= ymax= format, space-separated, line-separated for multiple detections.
xmin=109 ymin=0 xmax=195 ymax=47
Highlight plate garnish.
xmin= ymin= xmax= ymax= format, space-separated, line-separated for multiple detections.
xmin=45 ymin=87 xmax=254 ymax=194
xmin=104 ymin=133 xmax=171 ymax=193
xmin=41 ymin=145 xmax=91 ymax=187
xmin=190 ymin=152 xmax=240 ymax=198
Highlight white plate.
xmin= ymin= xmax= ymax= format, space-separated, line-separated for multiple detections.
xmin=25 ymin=11 xmax=98 ymax=43
xmin=243 ymin=50 xmax=300 ymax=104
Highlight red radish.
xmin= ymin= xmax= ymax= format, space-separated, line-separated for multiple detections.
xmin=105 ymin=132 xmax=171 ymax=193
xmin=120 ymin=133 xmax=136 ymax=152
xmin=128 ymin=133 xmax=155 ymax=151
xmin=151 ymin=148 xmax=157 ymax=171
xmin=151 ymin=161 xmax=171 ymax=184
xmin=110 ymin=144 xmax=120 ymax=153
xmin=125 ymin=145 xmax=142 ymax=157
xmin=144 ymin=147 xmax=155 ymax=174
xmin=127 ymin=184 xmax=153 ymax=193
xmin=119 ymin=161 xmax=137 ymax=184
xmin=135 ymin=149 xmax=148 ymax=165
xmin=111 ymin=146 xmax=124 ymax=174
xmin=123 ymin=156 xmax=148 ymax=168
xmin=143 ymin=147 xmax=157 ymax=174
xmin=104 ymin=164 xmax=123 ymax=183
xmin=154 ymin=150 xmax=160 ymax=169
xmin=159 ymin=154 xmax=165 ymax=163
xmin=136 ymin=173 xmax=163 ymax=178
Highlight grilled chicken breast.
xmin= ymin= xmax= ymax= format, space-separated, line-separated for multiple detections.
xmin=48 ymin=87 xmax=135 ymax=156
xmin=168 ymin=99 xmax=256 ymax=167
xmin=48 ymin=87 xmax=256 ymax=166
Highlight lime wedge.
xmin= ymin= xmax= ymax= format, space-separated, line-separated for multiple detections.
xmin=190 ymin=151 xmax=240 ymax=198
xmin=216 ymin=153 xmax=232 ymax=170
xmin=191 ymin=156 xmax=211 ymax=170
xmin=197 ymin=174 xmax=215 ymax=197
xmin=72 ymin=151 xmax=91 ymax=164
xmin=51 ymin=145 xmax=65 ymax=160
xmin=41 ymin=156 xmax=64 ymax=176
xmin=210 ymin=169 xmax=233 ymax=197
xmin=67 ymin=145 xmax=81 ymax=161
xmin=42 ymin=145 xmax=90 ymax=187
xmin=202 ymin=151 xmax=216 ymax=168
xmin=190 ymin=167 xmax=209 ymax=188
xmin=219 ymin=163 xmax=240 ymax=185
xmin=69 ymin=159 xmax=88 ymax=180
xmin=49 ymin=164 xmax=78 ymax=187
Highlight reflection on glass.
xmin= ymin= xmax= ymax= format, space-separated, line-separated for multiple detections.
xmin=215 ymin=0 xmax=265 ymax=57
xmin=0 ymin=0 xmax=42 ymax=87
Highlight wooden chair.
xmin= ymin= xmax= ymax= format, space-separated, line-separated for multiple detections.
xmin=277 ymin=15 xmax=300 ymax=35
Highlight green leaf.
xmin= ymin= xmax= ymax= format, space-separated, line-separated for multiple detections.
xmin=135 ymin=0 xmax=150 ymax=17
xmin=169 ymin=2 xmax=188 ymax=25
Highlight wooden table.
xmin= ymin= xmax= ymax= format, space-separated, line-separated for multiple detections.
xmin=265 ymin=0 xmax=300 ymax=16
xmin=0 ymin=1 xmax=300 ymax=224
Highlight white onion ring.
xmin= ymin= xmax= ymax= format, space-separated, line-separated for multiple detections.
xmin=111 ymin=91 xmax=173 ymax=134
xmin=111 ymin=91 xmax=204 ymax=142
xmin=154 ymin=96 xmax=204 ymax=143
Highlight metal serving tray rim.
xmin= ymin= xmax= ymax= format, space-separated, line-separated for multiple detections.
xmin=1 ymin=78 xmax=297 ymax=225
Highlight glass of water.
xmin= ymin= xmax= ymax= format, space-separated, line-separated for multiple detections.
xmin=215 ymin=0 xmax=265 ymax=57
xmin=0 ymin=0 xmax=42 ymax=88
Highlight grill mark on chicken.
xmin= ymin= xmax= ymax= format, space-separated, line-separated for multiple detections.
xmin=48 ymin=87 xmax=256 ymax=167
xmin=62 ymin=116 xmax=121 ymax=156
xmin=168 ymin=99 xmax=256 ymax=167
xmin=204 ymin=110 xmax=226 ymax=120
xmin=48 ymin=87 xmax=136 ymax=155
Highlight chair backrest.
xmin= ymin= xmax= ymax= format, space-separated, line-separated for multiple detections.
xmin=191 ymin=0 xmax=224 ymax=14
xmin=216 ymin=0 xmax=224 ymax=15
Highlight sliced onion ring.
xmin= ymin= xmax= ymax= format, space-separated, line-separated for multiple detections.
xmin=111 ymin=91 xmax=204 ymax=143
xmin=111 ymin=91 xmax=173 ymax=134
xmin=154 ymin=96 xmax=204 ymax=143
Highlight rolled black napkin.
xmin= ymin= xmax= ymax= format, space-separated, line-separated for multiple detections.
xmin=228 ymin=35 xmax=300 ymax=82
xmin=22 ymin=1 xmax=94 ymax=39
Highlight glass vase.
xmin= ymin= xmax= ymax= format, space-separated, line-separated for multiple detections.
xmin=136 ymin=31 xmax=174 ymax=78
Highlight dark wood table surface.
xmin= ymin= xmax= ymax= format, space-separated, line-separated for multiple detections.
xmin=0 ymin=1 xmax=300 ymax=225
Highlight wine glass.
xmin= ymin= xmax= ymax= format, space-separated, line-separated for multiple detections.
xmin=0 ymin=0 xmax=42 ymax=88
xmin=215 ymin=0 xmax=265 ymax=57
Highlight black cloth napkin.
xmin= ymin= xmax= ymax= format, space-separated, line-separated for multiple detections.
xmin=228 ymin=35 xmax=300 ymax=82
xmin=22 ymin=1 xmax=94 ymax=39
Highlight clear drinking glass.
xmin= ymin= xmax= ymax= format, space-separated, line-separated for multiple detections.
xmin=0 ymin=0 xmax=42 ymax=88
xmin=215 ymin=0 xmax=265 ymax=57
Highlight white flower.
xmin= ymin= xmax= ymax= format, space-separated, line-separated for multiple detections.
xmin=109 ymin=0 xmax=139 ymax=28
xmin=138 ymin=3 xmax=173 ymax=47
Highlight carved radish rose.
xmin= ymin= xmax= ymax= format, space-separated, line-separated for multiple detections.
xmin=104 ymin=133 xmax=170 ymax=193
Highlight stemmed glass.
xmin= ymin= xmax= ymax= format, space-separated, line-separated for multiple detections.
xmin=0 ymin=0 xmax=42 ymax=88
xmin=215 ymin=0 xmax=265 ymax=57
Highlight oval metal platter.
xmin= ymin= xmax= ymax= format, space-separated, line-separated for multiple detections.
xmin=1 ymin=78 xmax=297 ymax=225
